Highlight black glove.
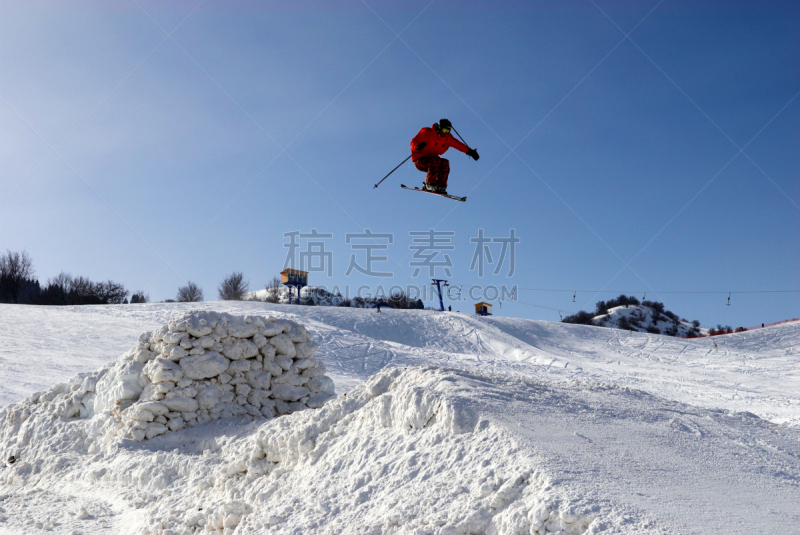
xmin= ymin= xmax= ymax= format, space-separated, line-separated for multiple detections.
xmin=416 ymin=142 xmax=427 ymax=151
xmin=467 ymin=148 xmax=479 ymax=161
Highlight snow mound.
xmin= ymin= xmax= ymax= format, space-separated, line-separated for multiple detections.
xmin=1 ymin=365 xmax=595 ymax=534
xmin=6 ymin=311 xmax=335 ymax=447
xmin=205 ymin=366 xmax=593 ymax=534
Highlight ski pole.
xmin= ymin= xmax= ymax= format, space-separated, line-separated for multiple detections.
xmin=451 ymin=126 xmax=471 ymax=150
xmin=374 ymin=154 xmax=413 ymax=189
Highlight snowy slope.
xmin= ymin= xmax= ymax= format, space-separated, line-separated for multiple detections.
xmin=6 ymin=302 xmax=795 ymax=426
xmin=1 ymin=302 xmax=799 ymax=534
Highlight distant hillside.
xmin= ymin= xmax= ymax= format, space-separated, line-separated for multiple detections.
xmin=562 ymin=295 xmax=703 ymax=337
xmin=247 ymin=285 xmax=344 ymax=306
xmin=246 ymin=286 xmax=424 ymax=309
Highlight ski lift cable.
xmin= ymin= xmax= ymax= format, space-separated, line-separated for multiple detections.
xmin=516 ymin=288 xmax=800 ymax=295
xmin=517 ymin=300 xmax=577 ymax=314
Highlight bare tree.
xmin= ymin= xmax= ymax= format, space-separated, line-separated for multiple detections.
xmin=0 ymin=250 xmax=35 ymax=303
xmin=48 ymin=272 xmax=73 ymax=289
xmin=70 ymin=276 xmax=95 ymax=300
xmin=263 ymin=276 xmax=282 ymax=303
xmin=36 ymin=271 xmax=129 ymax=305
xmin=177 ymin=281 xmax=204 ymax=302
xmin=218 ymin=272 xmax=249 ymax=300
xmin=96 ymin=280 xmax=129 ymax=304
xmin=40 ymin=272 xmax=73 ymax=305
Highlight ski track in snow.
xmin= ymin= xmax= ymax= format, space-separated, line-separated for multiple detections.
xmin=1 ymin=302 xmax=799 ymax=534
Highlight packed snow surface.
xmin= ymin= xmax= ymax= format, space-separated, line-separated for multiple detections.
xmin=1 ymin=302 xmax=799 ymax=534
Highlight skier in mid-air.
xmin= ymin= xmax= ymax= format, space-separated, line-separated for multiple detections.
xmin=411 ymin=119 xmax=479 ymax=194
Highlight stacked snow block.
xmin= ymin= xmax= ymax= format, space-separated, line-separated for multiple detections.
xmin=108 ymin=311 xmax=334 ymax=442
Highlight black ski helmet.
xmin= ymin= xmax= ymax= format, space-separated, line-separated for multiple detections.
xmin=436 ymin=118 xmax=452 ymax=132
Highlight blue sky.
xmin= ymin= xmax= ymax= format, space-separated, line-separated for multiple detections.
xmin=2 ymin=0 xmax=798 ymax=327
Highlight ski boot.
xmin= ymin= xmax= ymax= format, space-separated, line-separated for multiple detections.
xmin=422 ymin=182 xmax=437 ymax=193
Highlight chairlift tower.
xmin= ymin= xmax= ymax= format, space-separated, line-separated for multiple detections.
xmin=431 ymin=279 xmax=448 ymax=312
xmin=281 ymin=269 xmax=308 ymax=305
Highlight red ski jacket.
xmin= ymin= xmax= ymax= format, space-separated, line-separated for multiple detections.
xmin=410 ymin=125 xmax=470 ymax=162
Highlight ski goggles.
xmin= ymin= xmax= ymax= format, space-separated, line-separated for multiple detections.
xmin=439 ymin=127 xmax=451 ymax=134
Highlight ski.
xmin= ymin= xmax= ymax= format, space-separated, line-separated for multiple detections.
xmin=401 ymin=184 xmax=466 ymax=202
